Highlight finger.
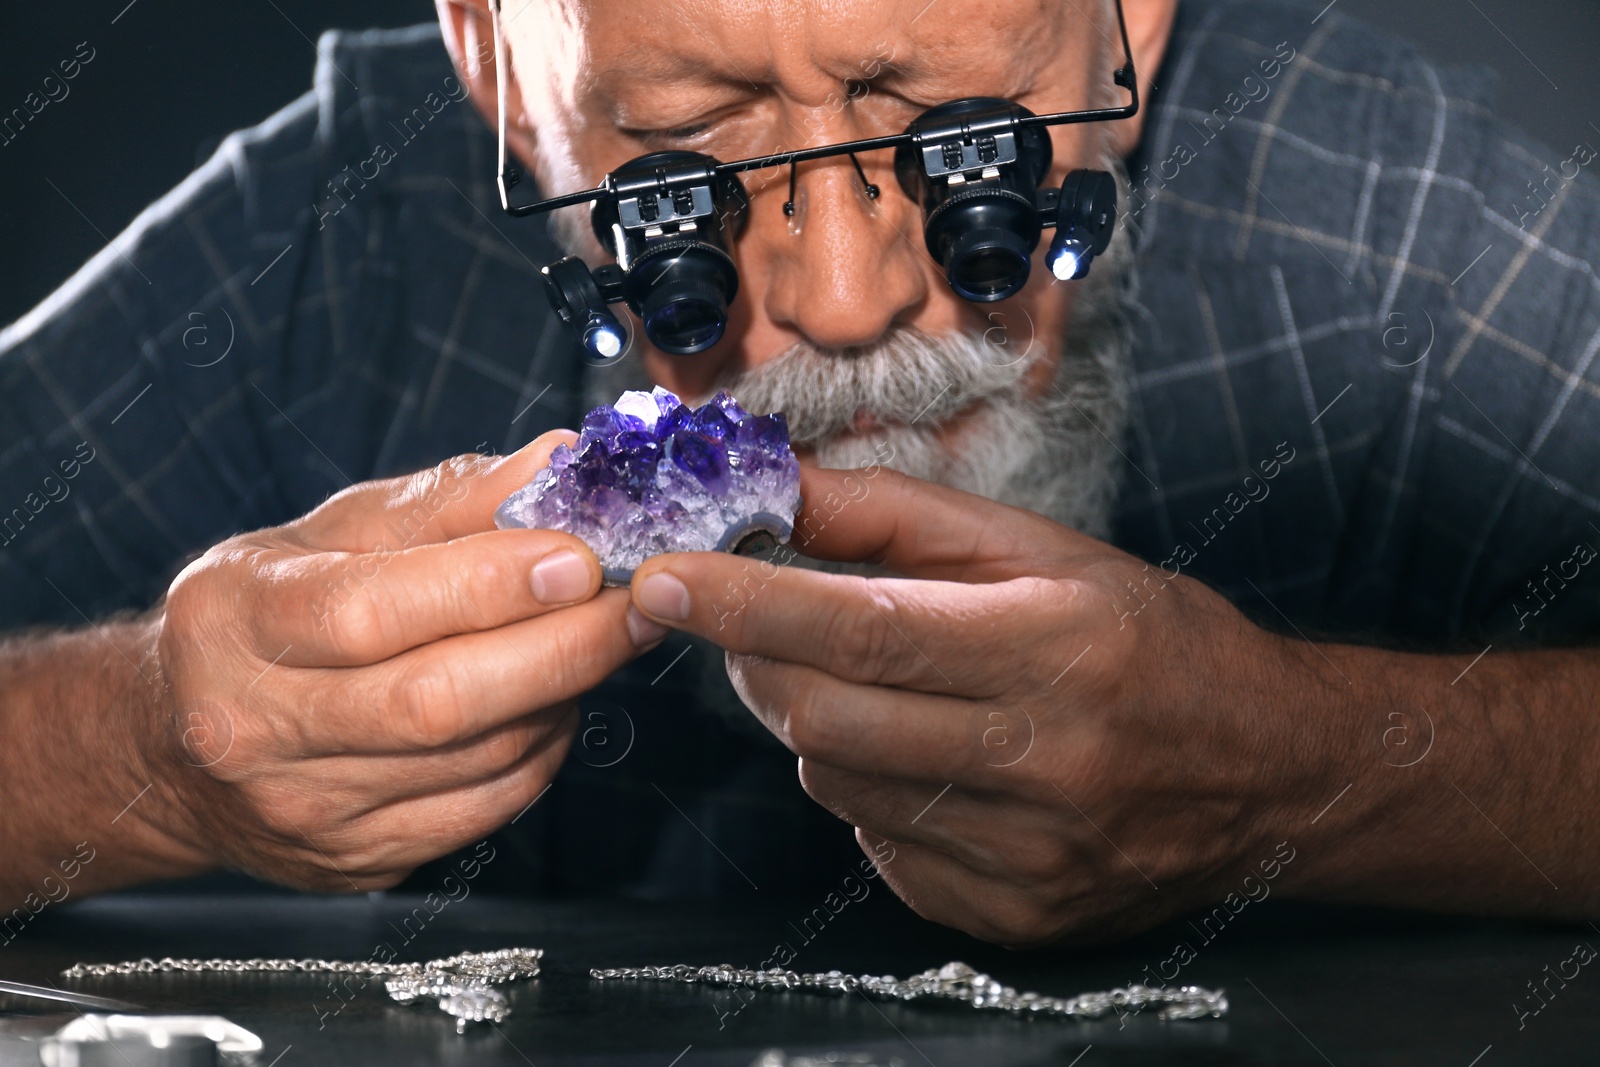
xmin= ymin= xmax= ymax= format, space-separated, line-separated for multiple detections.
xmin=725 ymin=653 xmax=994 ymax=780
xmin=634 ymin=550 xmax=1079 ymax=693
xmin=799 ymin=760 xmax=1053 ymax=880
xmin=290 ymin=429 xmax=579 ymax=552
xmin=293 ymin=588 xmax=660 ymax=755
xmin=251 ymin=528 xmax=604 ymax=667
xmin=852 ymin=828 xmax=1062 ymax=948
xmin=790 ymin=464 xmax=1100 ymax=581
xmin=291 ymin=708 xmax=569 ymax=812
xmin=291 ymin=716 xmax=574 ymax=881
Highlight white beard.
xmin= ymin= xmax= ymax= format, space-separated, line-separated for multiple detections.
xmin=578 ymin=171 xmax=1141 ymax=737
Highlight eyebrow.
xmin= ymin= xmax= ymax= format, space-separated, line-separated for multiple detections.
xmin=586 ymin=34 xmax=1055 ymax=136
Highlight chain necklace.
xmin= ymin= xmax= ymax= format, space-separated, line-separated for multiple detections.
xmin=592 ymin=960 xmax=1227 ymax=1022
xmin=60 ymin=953 xmax=1226 ymax=1032
xmin=60 ymin=948 xmax=542 ymax=1033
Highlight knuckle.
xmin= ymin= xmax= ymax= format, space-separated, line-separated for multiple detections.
xmin=1053 ymin=575 xmax=1095 ymax=611
xmin=827 ymin=578 xmax=899 ymax=679
xmin=369 ymin=455 xmax=482 ymax=547
xmin=393 ymin=659 xmax=469 ymax=749
xmin=1018 ymin=575 xmax=1071 ymax=621
xmin=532 ymin=621 xmax=583 ymax=696
xmin=348 ymin=869 xmax=411 ymax=893
xmin=460 ymin=552 xmax=506 ymax=608
xmin=783 ymin=686 xmax=840 ymax=761
xmin=1009 ymin=836 xmax=1073 ymax=888
xmin=539 ymin=602 xmax=626 ymax=696
xmin=250 ymin=789 xmax=328 ymax=843
xmin=795 ymin=757 xmax=839 ymax=807
xmin=164 ymin=541 xmax=292 ymax=680
xmin=316 ymin=583 xmax=392 ymax=661
xmin=321 ymin=836 xmax=404 ymax=882
xmin=407 ymin=454 xmax=482 ymax=507
xmin=979 ymin=893 xmax=1057 ymax=947
xmin=477 ymin=718 xmax=543 ymax=778
xmin=797 ymin=760 xmax=872 ymax=823
xmin=164 ymin=540 xmax=256 ymax=642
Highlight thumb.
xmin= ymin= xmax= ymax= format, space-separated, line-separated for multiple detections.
xmin=793 ymin=464 xmax=1099 ymax=581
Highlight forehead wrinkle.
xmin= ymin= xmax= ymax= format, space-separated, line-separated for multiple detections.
xmin=557 ymin=0 xmax=1094 ymax=141
xmin=895 ymin=0 xmax=1093 ymax=108
xmin=593 ymin=2 xmax=893 ymax=141
xmin=589 ymin=0 xmax=779 ymax=83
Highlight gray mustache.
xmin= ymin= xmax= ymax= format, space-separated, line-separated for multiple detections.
xmin=710 ymin=327 xmax=1037 ymax=443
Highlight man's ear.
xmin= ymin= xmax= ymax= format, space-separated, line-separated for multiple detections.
xmin=1107 ymin=0 xmax=1178 ymax=159
xmin=435 ymin=0 xmax=538 ymax=170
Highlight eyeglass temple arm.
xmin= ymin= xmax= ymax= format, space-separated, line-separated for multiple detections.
xmin=491 ymin=0 xmax=607 ymax=215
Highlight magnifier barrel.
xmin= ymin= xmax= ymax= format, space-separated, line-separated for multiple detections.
xmin=895 ymin=98 xmax=1054 ymax=302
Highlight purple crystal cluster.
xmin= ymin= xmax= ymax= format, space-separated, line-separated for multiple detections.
xmin=495 ymin=386 xmax=802 ymax=585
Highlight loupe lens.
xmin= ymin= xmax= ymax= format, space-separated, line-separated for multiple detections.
xmin=940 ymin=230 xmax=1030 ymax=300
xmin=947 ymin=228 xmax=1033 ymax=300
xmin=644 ymin=290 xmax=728 ymax=352
xmin=923 ymin=190 xmax=1041 ymax=303
xmin=629 ymin=243 xmax=738 ymax=355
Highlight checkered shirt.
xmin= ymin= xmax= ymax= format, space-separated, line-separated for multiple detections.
xmin=2 ymin=0 xmax=1597 ymax=895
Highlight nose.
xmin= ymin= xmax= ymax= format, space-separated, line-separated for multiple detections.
xmin=757 ymin=155 xmax=929 ymax=350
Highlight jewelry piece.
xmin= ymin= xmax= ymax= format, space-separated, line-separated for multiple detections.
xmin=41 ymin=1015 xmax=263 ymax=1066
xmin=60 ymin=948 xmax=542 ymax=1033
xmin=592 ymin=960 xmax=1227 ymax=1022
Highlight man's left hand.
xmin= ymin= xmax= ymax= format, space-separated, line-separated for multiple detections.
xmin=628 ymin=464 xmax=1345 ymax=946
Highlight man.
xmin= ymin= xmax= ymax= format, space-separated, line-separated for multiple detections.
xmin=1 ymin=0 xmax=1598 ymax=948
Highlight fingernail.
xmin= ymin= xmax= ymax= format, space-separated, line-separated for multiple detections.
xmin=636 ymin=571 xmax=691 ymax=622
xmin=530 ymin=549 xmax=590 ymax=604
xmin=627 ymin=604 xmax=671 ymax=646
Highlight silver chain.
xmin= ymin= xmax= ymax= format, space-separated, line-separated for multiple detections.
xmin=61 ymin=952 xmax=1225 ymax=1032
xmin=60 ymin=948 xmax=542 ymax=1033
xmin=591 ymin=960 xmax=1227 ymax=1022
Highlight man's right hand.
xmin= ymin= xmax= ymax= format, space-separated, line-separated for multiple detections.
xmin=139 ymin=429 xmax=668 ymax=891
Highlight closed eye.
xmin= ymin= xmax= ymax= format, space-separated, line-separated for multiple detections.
xmin=619 ymin=121 xmax=714 ymax=146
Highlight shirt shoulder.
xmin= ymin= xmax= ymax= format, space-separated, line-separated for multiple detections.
xmin=1130 ymin=0 xmax=1502 ymax=275
xmin=1114 ymin=0 xmax=1600 ymax=644
xmin=0 ymin=22 xmax=575 ymax=627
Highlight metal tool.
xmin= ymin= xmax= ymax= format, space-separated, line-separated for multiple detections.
xmin=0 ymin=980 xmax=139 ymax=1012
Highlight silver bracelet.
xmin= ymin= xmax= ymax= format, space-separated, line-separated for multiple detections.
xmin=591 ymin=960 xmax=1227 ymax=1022
xmin=60 ymin=948 xmax=543 ymax=1033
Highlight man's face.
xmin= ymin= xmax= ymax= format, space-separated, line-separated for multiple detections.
xmin=454 ymin=0 xmax=1165 ymax=541
xmin=462 ymin=0 xmax=1161 ymax=725
xmin=503 ymin=0 xmax=1124 ymax=388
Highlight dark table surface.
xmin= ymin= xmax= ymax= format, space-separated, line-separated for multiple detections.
xmin=0 ymin=888 xmax=1596 ymax=1066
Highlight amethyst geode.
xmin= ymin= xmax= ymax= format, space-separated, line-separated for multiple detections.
xmin=495 ymin=386 xmax=802 ymax=585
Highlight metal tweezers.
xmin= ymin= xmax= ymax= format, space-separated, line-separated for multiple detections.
xmin=0 ymin=979 xmax=139 ymax=1012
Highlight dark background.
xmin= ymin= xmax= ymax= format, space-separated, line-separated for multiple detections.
xmin=1 ymin=0 xmax=1597 ymax=330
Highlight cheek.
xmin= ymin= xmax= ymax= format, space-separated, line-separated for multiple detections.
xmin=1017 ymin=289 xmax=1074 ymax=396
